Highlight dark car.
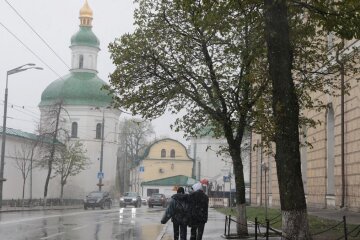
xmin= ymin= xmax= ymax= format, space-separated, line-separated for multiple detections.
xmin=119 ymin=192 xmax=142 ymax=208
xmin=84 ymin=191 xmax=112 ymax=210
xmin=148 ymin=193 xmax=167 ymax=208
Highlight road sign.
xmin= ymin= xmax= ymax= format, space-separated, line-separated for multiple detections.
xmin=223 ymin=176 xmax=230 ymax=182
xmin=97 ymin=172 xmax=104 ymax=179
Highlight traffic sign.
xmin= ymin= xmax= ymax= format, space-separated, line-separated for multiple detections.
xmin=97 ymin=172 xmax=104 ymax=179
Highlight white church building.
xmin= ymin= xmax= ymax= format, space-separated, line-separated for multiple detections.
xmin=1 ymin=1 xmax=121 ymax=200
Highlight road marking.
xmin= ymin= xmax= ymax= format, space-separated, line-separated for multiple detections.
xmin=72 ymin=225 xmax=88 ymax=231
xmin=40 ymin=232 xmax=65 ymax=239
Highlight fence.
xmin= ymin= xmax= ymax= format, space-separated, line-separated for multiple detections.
xmin=223 ymin=215 xmax=360 ymax=240
xmin=2 ymin=198 xmax=83 ymax=208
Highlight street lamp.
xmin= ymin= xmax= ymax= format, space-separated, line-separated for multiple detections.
xmin=0 ymin=63 xmax=43 ymax=209
xmin=261 ymin=162 xmax=269 ymax=219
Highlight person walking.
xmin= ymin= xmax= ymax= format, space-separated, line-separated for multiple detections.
xmin=188 ymin=182 xmax=209 ymax=240
xmin=161 ymin=187 xmax=189 ymax=240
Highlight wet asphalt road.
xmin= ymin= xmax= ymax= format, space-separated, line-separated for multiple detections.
xmin=0 ymin=206 xmax=166 ymax=240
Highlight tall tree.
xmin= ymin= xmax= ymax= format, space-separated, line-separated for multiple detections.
xmin=53 ymin=139 xmax=89 ymax=202
xmin=117 ymin=118 xmax=153 ymax=194
xmin=38 ymin=102 xmax=63 ymax=206
xmin=263 ymin=0 xmax=360 ymax=238
xmin=108 ymin=0 xmax=268 ymax=235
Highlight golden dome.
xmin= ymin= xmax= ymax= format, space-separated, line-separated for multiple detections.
xmin=80 ymin=0 xmax=93 ymax=18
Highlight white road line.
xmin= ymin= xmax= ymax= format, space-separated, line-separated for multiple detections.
xmin=71 ymin=225 xmax=88 ymax=231
xmin=40 ymin=232 xmax=65 ymax=239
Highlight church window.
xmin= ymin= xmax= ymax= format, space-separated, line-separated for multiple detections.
xmin=71 ymin=122 xmax=78 ymax=138
xmin=161 ymin=149 xmax=166 ymax=158
xmin=170 ymin=149 xmax=175 ymax=158
xmin=79 ymin=55 xmax=84 ymax=69
xmin=96 ymin=123 xmax=102 ymax=139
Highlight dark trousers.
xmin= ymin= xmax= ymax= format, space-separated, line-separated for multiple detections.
xmin=173 ymin=222 xmax=187 ymax=240
xmin=190 ymin=223 xmax=205 ymax=240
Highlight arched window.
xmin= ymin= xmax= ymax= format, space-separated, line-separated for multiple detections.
xmin=170 ymin=149 xmax=175 ymax=158
xmin=71 ymin=122 xmax=78 ymax=138
xmin=326 ymin=105 xmax=335 ymax=195
xmin=79 ymin=55 xmax=84 ymax=69
xmin=161 ymin=149 xmax=166 ymax=158
xmin=96 ymin=123 xmax=102 ymax=139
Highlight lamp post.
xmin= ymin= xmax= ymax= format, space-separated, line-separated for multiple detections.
xmin=261 ymin=162 xmax=269 ymax=220
xmin=0 ymin=63 xmax=43 ymax=208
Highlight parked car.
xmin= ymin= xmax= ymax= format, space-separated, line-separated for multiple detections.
xmin=119 ymin=192 xmax=142 ymax=208
xmin=148 ymin=193 xmax=167 ymax=208
xmin=141 ymin=197 xmax=148 ymax=205
xmin=84 ymin=191 xmax=112 ymax=210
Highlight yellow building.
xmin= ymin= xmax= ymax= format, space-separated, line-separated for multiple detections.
xmin=129 ymin=138 xmax=194 ymax=197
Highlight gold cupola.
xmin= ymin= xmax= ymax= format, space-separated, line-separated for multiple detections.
xmin=79 ymin=0 xmax=93 ymax=27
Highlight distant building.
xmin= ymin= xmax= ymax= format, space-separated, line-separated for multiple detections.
xmin=129 ymin=138 xmax=193 ymax=197
xmin=189 ymin=132 xmax=251 ymax=200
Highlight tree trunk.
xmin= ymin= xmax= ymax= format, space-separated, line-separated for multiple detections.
xmin=22 ymin=178 xmax=26 ymax=208
xmin=60 ymin=181 xmax=64 ymax=205
xmin=263 ymin=0 xmax=311 ymax=239
xmin=44 ymin=103 xmax=61 ymax=206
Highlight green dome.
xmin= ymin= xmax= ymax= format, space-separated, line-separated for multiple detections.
xmin=39 ymin=72 xmax=112 ymax=107
xmin=71 ymin=26 xmax=100 ymax=48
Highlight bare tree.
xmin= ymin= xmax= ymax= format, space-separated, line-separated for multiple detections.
xmin=117 ymin=118 xmax=154 ymax=194
xmin=12 ymin=139 xmax=40 ymax=206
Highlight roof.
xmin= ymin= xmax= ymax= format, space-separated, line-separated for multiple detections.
xmin=71 ymin=26 xmax=99 ymax=48
xmin=140 ymin=138 xmax=193 ymax=160
xmin=0 ymin=127 xmax=59 ymax=144
xmin=39 ymin=72 xmax=112 ymax=107
xmin=141 ymin=175 xmax=198 ymax=187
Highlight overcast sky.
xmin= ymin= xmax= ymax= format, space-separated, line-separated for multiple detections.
xmin=0 ymin=0 xmax=187 ymax=144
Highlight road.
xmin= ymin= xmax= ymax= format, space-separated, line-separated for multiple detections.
xmin=0 ymin=205 xmax=166 ymax=240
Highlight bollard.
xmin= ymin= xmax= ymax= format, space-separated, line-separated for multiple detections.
xmin=228 ymin=215 xmax=231 ymax=236
xmin=343 ymin=216 xmax=348 ymax=240
xmin=255 ymin=217 xmax=258 ymax=240
xmin=225 ymin=215 xmax=227 ymax=236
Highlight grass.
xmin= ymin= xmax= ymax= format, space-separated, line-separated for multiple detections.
xmin=216 ymin=207 xmax=359 ymax=240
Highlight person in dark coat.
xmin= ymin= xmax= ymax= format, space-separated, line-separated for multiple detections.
xmin=188 ymin=182 xmax=209 ymax=240
xmin=161 ymin=187 xmax=189 ymax=240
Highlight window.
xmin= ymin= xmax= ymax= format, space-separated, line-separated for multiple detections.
xmin=161 ymin=149 xmax=166 ymax=158
xmin=79 ymin=55 xmax=84 ymax=69
xmin=71 ymin=122 xmax=78 ymax=138
xmin=96 ymin=123 xmax=102 ymax=139
xmin=326 ymin=104 xmax=335 ymax=195
xmin=170 ymin=149 xmax=175 ymax=158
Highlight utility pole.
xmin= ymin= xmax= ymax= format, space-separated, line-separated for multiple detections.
xmin=98 ymin=110 xmax=105 ymax=191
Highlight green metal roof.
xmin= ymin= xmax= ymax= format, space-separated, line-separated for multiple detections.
xmin=0 ymin=127 xmax=60 ymax=144
xmin=39 ymin=72 xmax=112 ymax=107
xmin=141 ymin=175 xmax=198 ymax=186
xmin=71 ymin=26 xmax=100 ymax=48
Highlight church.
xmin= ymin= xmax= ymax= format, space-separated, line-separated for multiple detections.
xmin=1 ymin=0 xmax=121 ymax=200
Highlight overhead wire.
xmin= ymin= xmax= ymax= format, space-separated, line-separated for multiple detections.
xmin=3 ymin=0 xmax=70 ymax=70
xmin=0 ymin=21 xmax=63 ymax=78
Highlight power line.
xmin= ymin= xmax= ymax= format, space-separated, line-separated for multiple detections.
xmin=4 ymin=0 xmax=70 ymax=69
xmin=0 ymin=21 xmax=63 ymax=79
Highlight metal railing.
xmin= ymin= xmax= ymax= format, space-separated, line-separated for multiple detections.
xmin=223 ymin=215 xmax=360 ymax=240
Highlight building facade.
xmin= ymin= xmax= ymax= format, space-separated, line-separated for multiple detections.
xmin=129 ymin=138 xmax=193 ymax=197
xmin=250 ymin=39 xmax=360 ymax=211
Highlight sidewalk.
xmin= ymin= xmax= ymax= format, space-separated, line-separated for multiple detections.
xmin=0 ymin=205 xmax=83 ymax=213
xmin=157 ymin=207 xmax=360 ymax=240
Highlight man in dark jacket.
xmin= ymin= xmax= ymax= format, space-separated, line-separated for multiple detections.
xmin=188 ymin=182 xmax=209 ymax=240
xmin=161 ymin=187 xmax=189 ymax=240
